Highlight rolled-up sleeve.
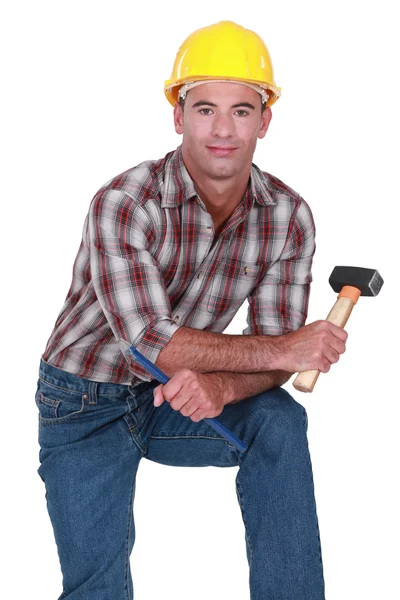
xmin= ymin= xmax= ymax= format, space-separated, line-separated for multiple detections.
xmin=244 ymin=199 xmax=316 ymax=336
xmin=87 ymin=188 xmax=180 ymax=379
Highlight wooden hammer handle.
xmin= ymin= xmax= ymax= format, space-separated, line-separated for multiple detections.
xmin=292 ymin=294 xmax=357 ymax=393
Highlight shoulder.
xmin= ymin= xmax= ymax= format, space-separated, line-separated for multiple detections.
xmin=262 ymin=168 xmax=302 ymax=199
xmin=93 ymin=150 xmax=175 ymax=208
xmin=252 ymin=164 xmax=315 ymax=230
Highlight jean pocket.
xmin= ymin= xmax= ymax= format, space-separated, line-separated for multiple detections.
xmin=35 ymin=386 xmax=87 ymax=425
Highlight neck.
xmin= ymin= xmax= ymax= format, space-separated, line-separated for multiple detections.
xmin=195 ymin=177 xmax=248 ymax=214
xmin=182 ymin=150 xmax=251 ymax=227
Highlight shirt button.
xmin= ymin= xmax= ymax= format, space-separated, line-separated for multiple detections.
xmin=206 ymin=226 xmax=213 ymax=231
xmin=196 ymin=272 xmax=202 ymax=279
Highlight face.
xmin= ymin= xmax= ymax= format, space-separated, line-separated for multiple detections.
xmin=173 ymin=82 xmax=272 ymax=182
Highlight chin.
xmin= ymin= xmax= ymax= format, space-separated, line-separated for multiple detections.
xmin=202 ymin=156 xmax=237 ymax=175
xmin=206 ymin=167 xmax=238 ymax=180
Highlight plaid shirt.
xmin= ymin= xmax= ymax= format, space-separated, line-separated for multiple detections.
xmin=42 ymin=145 xmax=316 ymax=385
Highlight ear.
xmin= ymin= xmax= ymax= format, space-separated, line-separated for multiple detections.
xmin=174 ymin=102 xmax=184 ymax=135
xmin=258 ymin=106 xmax=272 ymax=139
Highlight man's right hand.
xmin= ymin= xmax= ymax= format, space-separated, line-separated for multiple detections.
xmin=272 ymin=320 xmax=348 ymax=374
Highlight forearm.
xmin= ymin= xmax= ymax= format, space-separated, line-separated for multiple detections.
xmin=155 ymin=325 xmax=282 ymax=376
xmin=209 ymin=370 xmax=293 ymax=406
xmin=154 ymin=320 xmax=345 ymax=380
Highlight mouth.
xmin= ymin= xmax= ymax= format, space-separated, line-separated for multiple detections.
xmin=206 ymin=146 xmax=238 ymax=157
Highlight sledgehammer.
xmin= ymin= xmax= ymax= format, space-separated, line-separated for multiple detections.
xmin=293 ymin=266 xmax=384 ymax=393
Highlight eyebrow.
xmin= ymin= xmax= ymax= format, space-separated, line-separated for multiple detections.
xmin=191 ymin=100 xmax=256 ymax=110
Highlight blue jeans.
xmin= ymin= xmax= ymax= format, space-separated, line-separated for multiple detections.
xmin=35 ymin=358 xmax=325 ymax=599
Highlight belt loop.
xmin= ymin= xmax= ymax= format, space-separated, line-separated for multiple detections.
xmin=87 ymin=381 xmax=99 ymax=405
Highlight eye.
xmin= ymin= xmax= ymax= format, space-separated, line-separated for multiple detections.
xmin=235 ymin=109 xmax=249 ymax=117
xmin=199 ymin=108 xmax=213 ymax=115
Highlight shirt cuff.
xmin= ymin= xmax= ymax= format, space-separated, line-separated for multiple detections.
xmin=120 ymin=318 xmax=181 ymax=381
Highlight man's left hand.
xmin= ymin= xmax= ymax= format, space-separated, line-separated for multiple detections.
xmin=153 ymin=369 xmax=225 ymax=422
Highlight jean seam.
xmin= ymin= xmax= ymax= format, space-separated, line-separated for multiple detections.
xmin=149 ymin=434 xmax=225 ymax=440
xmin=124 ymin=470 xmax=137 ymax=600
xmin=303 ymin=409 xmax=325 ymax=586
xmin=38 ymin=375 xmax=126 ymax=398
xmin=124 ymin=416 xmax=146 ymax=455
xmin=235 ymin=477 xmax=253 ymax=565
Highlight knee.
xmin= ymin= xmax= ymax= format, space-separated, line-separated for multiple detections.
xmin=247 ymin=387 xmax=308 ymax=443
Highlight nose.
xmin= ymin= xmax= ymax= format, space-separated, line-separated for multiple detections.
xmin=211 ymin=113 xmax=235 ymax=138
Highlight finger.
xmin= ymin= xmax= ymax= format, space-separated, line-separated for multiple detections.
xmin=179 ymin=397 xmax=200 ymax=417
xmin=189 ymin=408 xmax=205 ymax=423
xmin=162 ymin=371 xmax=190 ymax=402
xmin=319 ymin=359 xmax=331 ymax=374
xmin=153 ymin=385 xmax=165 ymax=407
xmin=324 ymin=348 xmax=340 ymax=365
xmin=328 ymin=323 xmax=348 ymax=342
xmin=169 ymin=390 xmax=194 ymax=412
xmin=329 ymin=334 xmax=347 ymax=356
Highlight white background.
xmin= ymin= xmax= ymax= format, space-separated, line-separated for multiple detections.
xmin=2 ymin=1 xmax=399 ymax=598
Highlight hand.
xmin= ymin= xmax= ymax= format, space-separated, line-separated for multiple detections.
xmin=153 ymin=369 xmax=225 ymax=422
xmin=274 ymin=320 xmax=348 ymax=373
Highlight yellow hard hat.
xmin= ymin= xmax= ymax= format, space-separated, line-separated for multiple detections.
xmin=164 ymin=21 xmax=281 ymax=108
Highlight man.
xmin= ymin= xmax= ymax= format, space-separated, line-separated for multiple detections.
xmin=36 ymin=20 xmax=347 ymax=600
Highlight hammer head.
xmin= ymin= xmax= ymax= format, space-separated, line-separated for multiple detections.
xmin=329 ymin=266 xmax=384 ymax=297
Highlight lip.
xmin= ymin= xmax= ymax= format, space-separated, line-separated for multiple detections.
xmin=206 ymin=146 xmax=238 ymax=157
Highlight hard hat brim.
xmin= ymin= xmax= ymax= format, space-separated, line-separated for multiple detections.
xmin=164 ymin=77 xmax=281 ymax=107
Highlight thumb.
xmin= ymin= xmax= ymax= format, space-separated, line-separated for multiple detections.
xmin=153 ymin=384 xmax=165 ymax=407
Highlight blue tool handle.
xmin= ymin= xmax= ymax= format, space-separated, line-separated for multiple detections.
xmin=128 ymin=346 xmax=247 ymax=453
xmin=203 ymin=417 xmax=247 ymax=453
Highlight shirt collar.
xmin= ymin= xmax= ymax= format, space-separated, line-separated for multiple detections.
xmin=161 ymin=145 xmax=276 ymax=209
xmin=249 ymin=162 xmax=276 ymax=207
xmin=161 ymin=146 xmax=198 ymax=207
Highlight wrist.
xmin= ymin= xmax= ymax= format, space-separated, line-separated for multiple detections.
xmin=267 ymin=334 xmax=286 ymax=371
xmin=205 ymin=372 xmax=234 ymax=406
xmin=221 ymin=375 xmax=236 ymax=406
